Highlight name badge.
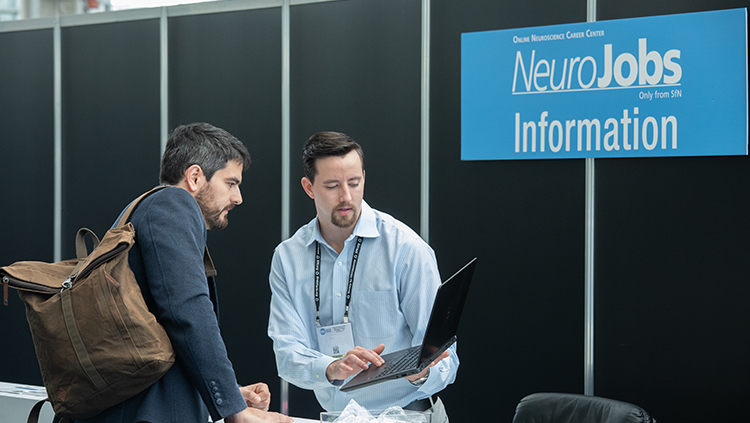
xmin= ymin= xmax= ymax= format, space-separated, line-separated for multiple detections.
xmin=316 ymin=322 xmax=355 ymax=359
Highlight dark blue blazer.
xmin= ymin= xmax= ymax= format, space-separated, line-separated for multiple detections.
xmin=78 ymin=187 xmax=246 ymax=423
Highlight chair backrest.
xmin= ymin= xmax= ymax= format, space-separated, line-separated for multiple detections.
xmin=512 ymin=393 xmax=655 ymax=423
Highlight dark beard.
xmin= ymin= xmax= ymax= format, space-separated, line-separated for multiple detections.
xmin=330 ymin=203 xmax=358 ymax=229
xmin=196 ymin=186 xmax=229 ymax=231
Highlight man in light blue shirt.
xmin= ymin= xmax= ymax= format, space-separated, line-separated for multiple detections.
xmin=267 ymin=132 xmax=457 ymax=422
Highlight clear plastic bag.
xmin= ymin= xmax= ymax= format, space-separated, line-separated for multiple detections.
xmin=322 ymin=400 xmax=431 ymax=423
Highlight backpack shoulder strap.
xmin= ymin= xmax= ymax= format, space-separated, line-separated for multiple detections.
xmin=114 ymin=186 xmax=170 ymax=228
xmin=204 ymin=246 xmax=217 ymax=277
xmin=115 ymin=186 xmax=216 ymax=278
xmin=63 ymin=188 xmax=169 ymax=281
xmin=26 ymin=398 xmax=70 ymax=423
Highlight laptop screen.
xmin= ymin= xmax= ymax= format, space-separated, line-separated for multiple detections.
xmin=419 ymin=258 xmax=476 ymax=363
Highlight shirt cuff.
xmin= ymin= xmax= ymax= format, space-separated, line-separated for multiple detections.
xmin=312 ymin=354 xmax=338 ymax=386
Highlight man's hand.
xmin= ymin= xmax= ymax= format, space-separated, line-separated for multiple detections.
xmin=240 ymin=383 xmax=271 ymax=410
xmin=405 ymin=350 xmax=450 ymax=383
xmin=326 ymin=344 xmax=386 ymax=382
xmin=224 ymin=407 xmax=293 ymax=423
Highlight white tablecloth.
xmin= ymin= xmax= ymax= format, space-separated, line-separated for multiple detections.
xmin=0 ymin=381 xmax=54 ymax=423
xmin=0 ymin=381 xmax=320 ymax=423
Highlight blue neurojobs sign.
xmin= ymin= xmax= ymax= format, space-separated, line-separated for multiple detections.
xmin=461 ymin=9 xmax=748 ymax=160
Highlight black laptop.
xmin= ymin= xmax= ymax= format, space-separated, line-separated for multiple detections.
xmin=340 ymin=257 xmax=477 ymax=392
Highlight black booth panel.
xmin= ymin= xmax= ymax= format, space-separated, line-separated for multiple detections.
xmin=288 ymin=0 xmax=422 ymax=417
xmin=168 ymin=7 xmax=285 ymax=413
xmin=60 ymin=20 xmax=161 ymax=257
xmin=430 ymin=1 xmax=588 ymax=422
xmin=0 ymin=29 xmax=54 ymax=386
xmin=595 ymin=1 xmax=750 ymax=422
xmin=0 ymin=29 xmax=54 ymax=265
xmin=289 ymin=0 xmax=423 ymax=237
xmin=594 ymin=157 xmax=750 ymax=422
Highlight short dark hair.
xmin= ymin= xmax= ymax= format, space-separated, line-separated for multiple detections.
xmin=302 ymin=131 xmax=365 ymax=183
xmin=160 ymin=122 xmax=251 ymax=185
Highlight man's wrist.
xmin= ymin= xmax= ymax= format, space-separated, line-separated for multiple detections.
xmin=317 ymin=355 xmax=338 ymax=383
xmin=325 ymin=359 xmax=338 ymax=382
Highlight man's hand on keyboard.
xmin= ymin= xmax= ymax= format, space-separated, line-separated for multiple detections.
xmin=405 ymin=350 xmax=450 ymax=383
xmin=326 ymin=344 xmax=386 ymax=382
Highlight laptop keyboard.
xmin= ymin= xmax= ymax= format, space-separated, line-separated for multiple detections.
xmin=373 ymin=347 xmax=420 ymax=379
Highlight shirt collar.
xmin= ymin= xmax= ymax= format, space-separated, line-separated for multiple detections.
xmin=305 ymin=200 xmax=379 ymax=247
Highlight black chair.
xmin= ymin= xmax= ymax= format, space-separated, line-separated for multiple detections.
xmin=512 ymin=393 xmax=656 ymax=423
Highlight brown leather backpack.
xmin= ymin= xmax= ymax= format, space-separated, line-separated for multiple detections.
xmin=1 ymin=187 xmax=213 ymax=420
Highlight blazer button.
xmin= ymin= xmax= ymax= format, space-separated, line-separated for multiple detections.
xmin=210 ymin=381 xmax=217 ymax=387
xmin=216 ymin=398 xmax=223 ymax=405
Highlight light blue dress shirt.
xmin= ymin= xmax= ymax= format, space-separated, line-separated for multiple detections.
xmin=268 ymin=200 xmax=459 ymax=412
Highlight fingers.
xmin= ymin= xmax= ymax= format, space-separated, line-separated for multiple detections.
xmin=430 ymin=351 xmax=450 ymax=366
xmin=407 ymin=350 xmax=451 ymax=382
xmin=250 ymin=383 xmax=271 ymax=409
xmin=250 ymin=382 xmax=270 ymax=396
xmin=267 ymin=411 xmax=295 ymax=422
xmin=346 ymin=345 xmax=385 ymax=368
xmin=326 ymin=344 xmax=386 ymax=381
xmin=250 ymin=394 xmax=271 ymax=410
xmin=326 ymin=356 xmax=362 ymax=381
xmin=240 ymin=386 xmax=259 ymax=405
xmin=240 ymin=383 xmax=271 ymax=410
xmin=424 ymin=351 xmax=450 ymax=370
xmin=355 ymin=344 xmax=386 ymax=365
xmin=228 ymin=407 xmax=294 ymax=423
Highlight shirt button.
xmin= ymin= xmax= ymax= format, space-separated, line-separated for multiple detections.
xmin=337 ymin=292 xmax=341 ymax=297
xmin=338 ymin=261 xmax=343 ymax=266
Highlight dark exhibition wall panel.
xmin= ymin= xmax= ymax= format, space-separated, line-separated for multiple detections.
xmin=61 ymin=19 xmax=161 ymax=258
xmin=289 ymin=0 xmax=423 ymax=235
xmin=0 ymin=29 xmax=54 ymax=265
xmin=594 ymin=157 xmax=750 ymax=422
xmin=0 ymin=28 xmax=54 ymax=386
xmin=430 ymin=1 xmax=588 ymax=422
xmin=168 ymin=6 xmax=285 ymax=412
xmin=596 ymin=1 xmax=750 ymax=421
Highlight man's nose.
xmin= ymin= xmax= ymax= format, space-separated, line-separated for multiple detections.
xmin=232 ymin=188 xmax=243 ymax=205
xmin=340 ymin=186 xmax=352 ymax=202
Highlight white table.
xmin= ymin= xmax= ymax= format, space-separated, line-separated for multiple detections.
xmin=1 ymin=381 xmax=320 ymax=423
xmin=0 ymin=381 xmax=54 ymax=423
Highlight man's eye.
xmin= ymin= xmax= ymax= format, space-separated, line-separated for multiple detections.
xmin=325 ymin=185 xmax=337 ymax=190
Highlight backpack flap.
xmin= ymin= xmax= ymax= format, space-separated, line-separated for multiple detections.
xmin=1 ymin=228 xmax=101 ymax=306
xmin=2 ymin=259 xmax=79 ymax=305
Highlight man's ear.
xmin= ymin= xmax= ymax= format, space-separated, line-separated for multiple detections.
xmin=184 ymin=164 xmax=205 ymax=194
xmin=301 ymin=177 xmax=315 ymax=199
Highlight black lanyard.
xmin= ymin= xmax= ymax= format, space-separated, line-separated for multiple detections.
xmin=315 ymin=236 xmax=363 ymax=326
